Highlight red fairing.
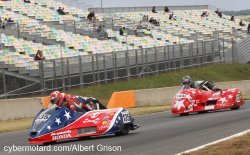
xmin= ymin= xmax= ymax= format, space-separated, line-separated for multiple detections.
xmin=29 ymin=108 xmax=122 ymax=144
xmin=172 ymin=88 xmax=244 ymax=115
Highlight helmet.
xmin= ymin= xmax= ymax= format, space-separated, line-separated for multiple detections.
xmin=182 ymin=76 xmax=193 ymax=86
xmin=50 ymin=91 xmax=65 ymax=106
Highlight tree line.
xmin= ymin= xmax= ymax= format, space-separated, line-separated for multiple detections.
xmin=223 ymin=10 xmax=250 ymax=16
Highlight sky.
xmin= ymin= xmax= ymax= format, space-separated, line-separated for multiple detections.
xmin=60 ymin=0 xmax=250 ymax=11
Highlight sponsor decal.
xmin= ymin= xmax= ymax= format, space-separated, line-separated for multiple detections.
xmin=90 ymin=112 xmax=101 ymax=119
xmin=176 ymin=94 xmax=192 ymax=101
xmin=51 ymin=130 xmax=72 ymax=140
xmin=98 ymin=124 xmax=110 ymax=130
xmin=205 ymin=105 xmax=215 ymax=110
xmin=102 ymin=120 xmax=108 ymax=125
xmin=176 ymin=94 xmax=187 ymax=99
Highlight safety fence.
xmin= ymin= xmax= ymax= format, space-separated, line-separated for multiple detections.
xmin=37 ymin=39 xmax=221 ymax=96
xmin=2 ymin=37 xmax=239 ymax=99
xmin=89 ymin=5 xmax=210 ymax=13
xmin=2 ymin=36 xmax=243 ymax=99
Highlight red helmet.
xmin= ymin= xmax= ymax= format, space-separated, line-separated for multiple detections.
xmin=50 ymin=91 xmax=65 ymax=106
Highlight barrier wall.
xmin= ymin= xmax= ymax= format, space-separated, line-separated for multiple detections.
xmin=0 ymin=97 xmax=43 ymax=121
xmin=108 ymin=80 xmax=250 ymax=108
xmin=1 ymin=80 xmax=250 ymax=121
xmin=107 ymin=91 xmax=136 ymax=108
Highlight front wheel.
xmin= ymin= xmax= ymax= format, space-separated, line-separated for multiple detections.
xmin=115 ymin=124 xmax=130 ymax=136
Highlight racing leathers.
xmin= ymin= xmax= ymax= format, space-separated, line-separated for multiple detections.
xmin=50 ymin=91 xmax=106 ymax=112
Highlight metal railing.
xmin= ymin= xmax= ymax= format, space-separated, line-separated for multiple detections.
xmin=2 ymin=28 xmax=248 ymax=99
xmin=89 ymin=5 xmax=210 ymax=13
xmin=6 ymin=21 xmax=250 ymax=98
xmin=224 ymin=36 xmax=250 ymax=64
xmin=33 ymin=40 xmax=221 ymax=95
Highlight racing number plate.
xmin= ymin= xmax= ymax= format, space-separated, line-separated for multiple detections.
xmin=37 ymin=114 xmax=50 ymax=121
xmin=121 ymin=111 xmax=131 ymax=124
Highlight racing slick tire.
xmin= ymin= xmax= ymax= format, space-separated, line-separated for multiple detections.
xmin=115 ymin=124 xmax=130 ymax=136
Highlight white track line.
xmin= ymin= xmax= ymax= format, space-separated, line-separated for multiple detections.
xmin=176 ymin=129 xmax=250 ymax=155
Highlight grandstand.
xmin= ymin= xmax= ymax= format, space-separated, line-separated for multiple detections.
xmin=0 ymin=1 xmax=249 ymax=98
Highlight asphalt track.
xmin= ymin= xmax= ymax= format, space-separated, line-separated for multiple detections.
xmin=0 ymin=102 xmax=250 ymax=155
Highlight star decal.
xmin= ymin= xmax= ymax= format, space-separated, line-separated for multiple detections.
xmin=228 ymin=94 xmax=233 ymax=99
xmin=55 ymin=118 xmax=61 ymax=125
xmin=174 ymin=100 xmax=185 ymax=110
xmin=118 ymin=116 xmax=121 ymax=120
xmin=64 ymin=111 xmax=71 ymax=120
xmin=47 ymin=125 xmax=51 ymax=130
xmin=186 ymin=94 xmax=192 ymax=101
xmin=219 ymin=97 xmax=227 ymax=104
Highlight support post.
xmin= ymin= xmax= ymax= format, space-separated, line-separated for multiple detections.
xmin=79 ymin=56 xmax=83 ymax=87
xmin=39 ymin=61 xmax=45 ymax=96
xmin=231 ymin=38 xmax=235 ymax=64
xmin=112 ymin=52 xmax=117 ymax=83
xmin=154 ymin=46 xmax=158 ymax=74
xmin=103 ymin=54 xmax=108 ymax=84
xmin=3 ymin=70 xmax=7 ymax=99
xmin=125 ymin=50 xmax=130 ymax=80
xmin=91 ymin=54 xmax=96 ymax=83
xmin=53 ymin=60 xmax=57 ymax=89
xmin=60 ymin=43 xmax=65 ymax=92
xmin=66 ymin=58 xmax=71 ymax=91
xmin=135 ymin=49 xmax=139 ymax=76
xmin=96 ymin=53 xmax=100 ymax=84
xmin=164 ymin=46 xmax=167 ymax=72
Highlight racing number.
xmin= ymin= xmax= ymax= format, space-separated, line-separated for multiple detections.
xmin=122 ymin=111 xmax=131 ymax=124
xmin=38 ymin=114 xmax=50 ymax=120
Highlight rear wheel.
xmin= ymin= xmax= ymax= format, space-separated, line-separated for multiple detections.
xmin=231 ymin=106 xmax=240 ymax=110
xmin=115 ymin=124 xmax=130 ymax=136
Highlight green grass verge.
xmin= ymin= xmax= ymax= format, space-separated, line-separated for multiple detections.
xmin=70 ymin=64 xmax=250 ymax=104
xmin=185 ymin=133 xmax=250 ymax=155
xmin=0 ymin=105 xmax=170 ymax=133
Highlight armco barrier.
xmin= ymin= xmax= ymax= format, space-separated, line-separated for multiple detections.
xmin=107 ymin=80 xmax=250 ymax=108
